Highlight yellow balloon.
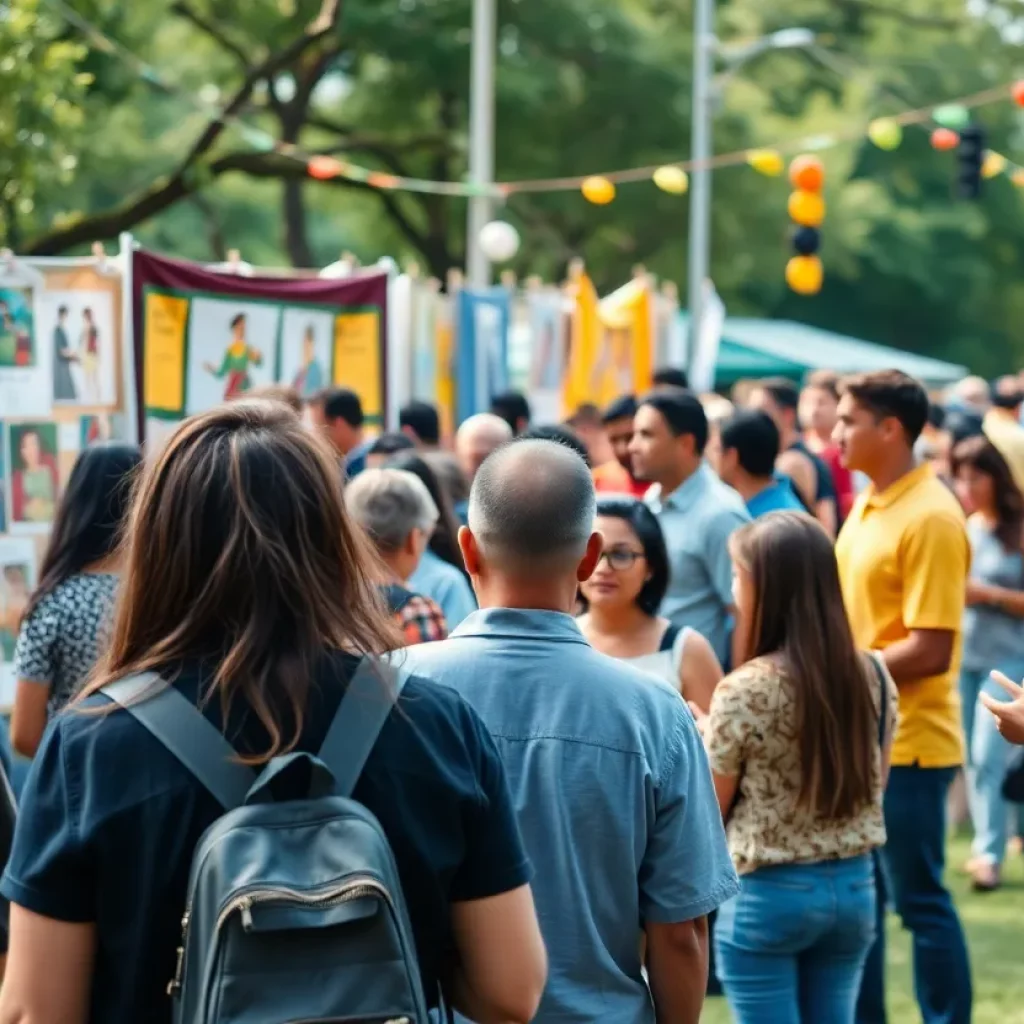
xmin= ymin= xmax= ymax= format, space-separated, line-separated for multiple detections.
xmin=653 ymin=165 xmax=689 ymax=194
xmin=747 ymin=149 xmax=784 ymax=176
xmin=788 ymin=189 xmax=826 ymax=228
xmin=581 ymin=176 xmax=616 ymax=205
xmin=1012 ymin=169 xmax=1024 ymax=188
xmin=786 ymin=255 xmax=823 ymax=295
xmin=867 ymin=118 xmax=902 ymax=151
xmin=982 ymin=151 xmax=1008 ymax=179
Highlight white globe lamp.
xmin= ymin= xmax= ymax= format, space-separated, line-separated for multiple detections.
xmin=478 ymin=220 xmax=520 ymax=264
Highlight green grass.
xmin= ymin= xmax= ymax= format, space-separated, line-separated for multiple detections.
xmin=701 ymin=835 xmax=1024 ymax=1023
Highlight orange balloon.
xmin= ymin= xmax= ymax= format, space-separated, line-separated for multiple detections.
xmin=1013 ymin=80 xmax=1024 ymax=107
xmin=787 ymin=190 xmax=826 ymax=228
xmin=581 ymin=176 xmax=616 ymax=205
xmin=789 ymin=154 xmax=825 ymax=192
xmin=786 ymin=255 xmax=823 ymax=296
xmin=931 ymin=128 xmax=959 ymax=151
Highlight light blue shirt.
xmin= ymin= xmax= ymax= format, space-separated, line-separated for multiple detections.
xmin=962 ymin=518 xmax=1024 ymax=673
xmin=407 ymin=549 xmax=477 ymax=630
xmin=746 ymin=478 xmax=806 ymax=519
xmin=645 ymin=463 xmax=751 ymax=664
xmin=401 ymin=608 xmax=738 ymax=1024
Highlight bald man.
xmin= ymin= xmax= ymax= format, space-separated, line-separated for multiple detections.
xmin=400 ymin=439 xmax=737 ymax=1024
xmin=455 ymin=413 xmax=512 ymax=483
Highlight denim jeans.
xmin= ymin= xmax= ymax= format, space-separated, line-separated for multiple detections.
xmin=960 ymin=663 xmax=1022 ymax=866
xmin=715 ymin=855 xmax=875 ymax=1023
xmin=856 ymin=766 xmax=972 ymax=1024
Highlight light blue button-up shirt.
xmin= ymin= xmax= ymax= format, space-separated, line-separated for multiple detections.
xmin=402 ymin=608 xmax=739 ymax=1024
xmin=407 ymin=549 xmax=477 ymax=630
xmin=645 ymin=463 xmax=751 ymax=665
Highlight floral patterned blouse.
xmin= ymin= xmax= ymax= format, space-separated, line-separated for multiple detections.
xmin=704 ymin=653 xmax=899 ymax=875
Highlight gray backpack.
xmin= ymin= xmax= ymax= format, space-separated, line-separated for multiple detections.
xmin=103 ymin=656 xmax=429 ymax=1024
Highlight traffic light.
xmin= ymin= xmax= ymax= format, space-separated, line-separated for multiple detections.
xmin=957 ymin=124 xmax=985 ymax=200
xmin=786 ymin=156 xmax=825 ymax=295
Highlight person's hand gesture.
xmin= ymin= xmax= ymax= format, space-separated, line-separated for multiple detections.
xmin=980 ymin=672 xmax=1024 ymax=745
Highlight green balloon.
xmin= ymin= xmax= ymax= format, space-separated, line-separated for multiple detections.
xmin=933 ymin=104 xmax=970 ymax=130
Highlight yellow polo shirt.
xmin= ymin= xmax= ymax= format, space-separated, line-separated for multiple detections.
xmin=836 ymin=463 xmax=969 ymax=768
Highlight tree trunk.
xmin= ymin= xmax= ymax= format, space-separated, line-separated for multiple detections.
xmin=282 ymin=178 xmax=313 ymax=267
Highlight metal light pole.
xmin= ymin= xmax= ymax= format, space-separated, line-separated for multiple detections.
xmin=686 ymin=0 xmax=714 ymax=363
xmin=466 ymin=0 xmax=496 ymax=289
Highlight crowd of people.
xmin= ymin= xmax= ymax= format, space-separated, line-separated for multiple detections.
xmin=0 ymin=361 xmax=1021 ymax=1023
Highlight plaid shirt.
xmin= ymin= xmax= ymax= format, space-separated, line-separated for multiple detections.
xmin=395 ymin=593 xmax=449 ymax=645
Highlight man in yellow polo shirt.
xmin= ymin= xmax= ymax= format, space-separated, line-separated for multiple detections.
xmin=834 ymin=369 xmax=972 ymax=1024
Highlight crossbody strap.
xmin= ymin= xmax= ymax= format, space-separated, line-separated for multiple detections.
xmin=102 ymin=672 xmax=255 ymax=809
xmin=319 ymin=654 xmax=411 ymax=798
xmin=865 ymin=652 xmax=889 ymax=747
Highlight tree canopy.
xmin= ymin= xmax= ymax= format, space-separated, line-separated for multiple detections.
xmin=4 ymin=0 xmax=1024 ymax=373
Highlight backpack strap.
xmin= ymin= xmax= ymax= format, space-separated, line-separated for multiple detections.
xmin=382 ymin=584 xmax=415 ymax=616
xmin=102 ymin=672 xmax=255 ymax=810
xmin=319 ymin=654 xmax=411 ymax=798
xmin=658 ymin=623 xmax=683 ymax=653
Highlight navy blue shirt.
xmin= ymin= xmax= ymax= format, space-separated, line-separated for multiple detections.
xmin=1 ymin=652 xmax=530 ymax=1023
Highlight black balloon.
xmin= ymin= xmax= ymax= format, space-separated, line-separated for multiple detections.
xmin=792 ymin=226 xmax=821 ymax=255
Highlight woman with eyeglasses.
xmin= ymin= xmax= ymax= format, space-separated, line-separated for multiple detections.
xmin=577 ymin=496 xmax=722 ymax=711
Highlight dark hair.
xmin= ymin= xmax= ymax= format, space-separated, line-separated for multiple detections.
xmin=519 ymin=424 xmax=591 ymax=467
xmin=592 ymin=497 xmax=669 ymax=616
xmin=78 ymin=401 xmax=400 ymax=763
xmin=944 ymin=409 xmax=984 ymax=447
xmin=24 ymin=443 xmax=142 ymax=622
xmin=369 ymin=432 xmax=416 ymax=457
xmin=951 ymin=436 xmax=1024 ymax=551
xmin=230 ymin=313 xmax=245 ymax=329
xmin=491 ymin=391 xmax=531 ymax=434
xmin=566 ymin=403 xmax=602 ymax=429
xmin=424 ymin=451 xmax=469 ymax=506
xmin=638 ymin=389 xmax=709 ymax=454
xmin=758 ymin=377 xmax=800 ymax=412
xmin=388 ymin=452 xmax=466 ymax=574
xmin=731 ymin=512 xmax=878 ymax=821
xmin=315 ymin=387 xmax=364 ymax=428
xmin=602 ymin=394 xmax=638 ymax=424
xmin=927 ymin=402 xmax=946 ymax=430
xmin=992 ymin=381 xmax=1024 ymax=411
xmin=803 ymin=370 xmax=840 ymax=402
xmin=399 ymin=400 xmax=440 ymax=446
xmin=840 ymin=369 xmax=928 ymax=445
xmin=57 ymin=305 xmax=68 ymax=317
xmin=720 ymin=410 xmax=780 ymax=478
xmin=652 ymin=367 xmax=689 ymax=390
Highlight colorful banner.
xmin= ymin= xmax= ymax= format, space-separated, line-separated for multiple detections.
xmin=563 ymin=272 xmax=600 ymax=416
xmin=456 ymin=287 xmax=510 ymax=425
xmin=526 ymin=286 xmax=570 ymax=423
xmin=592 ymin=277 xmax=654 ymax=407
xmin=131 ymin=249 xmax=389 ymax=438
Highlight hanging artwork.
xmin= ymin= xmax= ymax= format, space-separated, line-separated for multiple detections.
xmin=40 ymin=287 xmax=118 ymax=407
xmin=279 ymin=307 xmax=332 ymax=400
xmin=6 ymin=421 xmax=61 ymax=532
xmin=0 ymin=537 xmax=37 ymax=706
xmin=0 ymin=257 xmax=50 ymax=417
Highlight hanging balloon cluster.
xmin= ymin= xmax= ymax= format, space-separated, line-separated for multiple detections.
xmin=785 ymin=155 xmax=825 ymax=296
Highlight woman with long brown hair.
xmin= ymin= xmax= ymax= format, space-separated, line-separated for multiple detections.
xmin=0 ymin=400 xmax=545 ymax=1024
xmin=951 ymin=435 xmax=1024 ymax=891
xmin=694 ymin=511 xmax=897 ymax=1023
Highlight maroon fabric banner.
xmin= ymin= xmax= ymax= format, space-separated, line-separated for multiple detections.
xmin=131 ymin=248 xmax=388 ymax=441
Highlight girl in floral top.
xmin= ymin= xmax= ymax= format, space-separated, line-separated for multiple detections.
xmin=694 ymin=511 xmax=898 ymax=1024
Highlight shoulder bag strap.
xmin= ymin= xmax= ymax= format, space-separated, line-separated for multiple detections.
xmin=865 ymin=652 xmax=889 ymax=747
xmin=102 ymin=672 xmax=255 ymax=809
xmin=319 ymin=654 xmax=411 ymax=798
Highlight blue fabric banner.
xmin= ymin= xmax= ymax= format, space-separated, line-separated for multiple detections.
xmin=456 ymin=287 xmax=510 ymax=424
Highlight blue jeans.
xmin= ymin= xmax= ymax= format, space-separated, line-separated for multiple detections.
xmin=856 ymin=766 xmax=972 ymax=1024
xmin=715 ymin=855 xmax=875 ymax=1023
xmin=960 ymin=663 xmax=1021 ymax=866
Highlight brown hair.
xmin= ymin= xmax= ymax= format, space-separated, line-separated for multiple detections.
xmin=839 ymin=369 xmax=928 ymax=445
xmin=730 ymin=512 xmax=878 ymax=820
xmin=78 ymin=400 xmax=401 ymax=763
xmin=951 ymin=435 xmax=1024 ymax=551
xmin=239 ymin=384 xmax=303 ymax=414
xmin=804 ymin=370 xmax=840 ymax=401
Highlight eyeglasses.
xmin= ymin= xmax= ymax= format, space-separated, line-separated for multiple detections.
xmin=598 ymin=547 xmax=646 ymax=571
